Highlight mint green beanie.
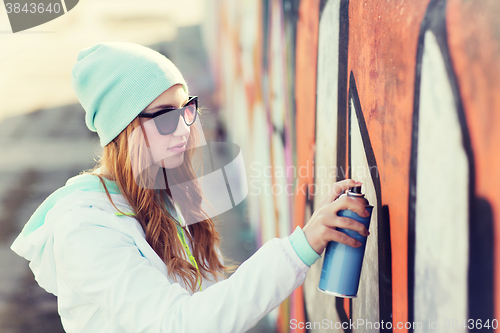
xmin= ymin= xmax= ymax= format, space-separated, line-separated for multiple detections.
xmin=71 ymin=42 xmax=188 ymax=147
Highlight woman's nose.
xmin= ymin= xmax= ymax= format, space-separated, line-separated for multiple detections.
xmin=172 ymin=114 xmax=190 ymax=137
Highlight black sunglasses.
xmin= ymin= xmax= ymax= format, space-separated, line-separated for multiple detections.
xmin=138 ymin=96 xmax=198 ymax=135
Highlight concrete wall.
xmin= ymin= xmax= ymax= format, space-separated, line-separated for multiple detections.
xmin=204 ymin=0 xmax=500 ymax=332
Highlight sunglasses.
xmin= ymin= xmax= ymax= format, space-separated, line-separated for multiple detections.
xmin=138 ymin=96 xmax=198 ymax=135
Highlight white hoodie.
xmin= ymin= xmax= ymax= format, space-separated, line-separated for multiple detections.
xmin=11 ymin=174 xmax=312 ymax=332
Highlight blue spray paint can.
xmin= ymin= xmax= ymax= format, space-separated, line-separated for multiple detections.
xmin=318 ymin=186 xmax=373 ymax=297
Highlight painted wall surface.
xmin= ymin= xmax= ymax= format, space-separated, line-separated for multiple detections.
xmin=204 ymin=0 xmax=499 ymax=332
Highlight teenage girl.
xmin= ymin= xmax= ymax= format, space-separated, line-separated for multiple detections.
xmin=11 ymin=42 xmax=370 ymax=332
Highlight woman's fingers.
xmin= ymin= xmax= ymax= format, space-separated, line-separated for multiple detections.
xmin=302 ymin=180 xmax=371 ymax=253
xmin=326 ymin=227 xmax=362 ymax=247
xmin=317 ymin=179 xmax=361 ymax=208
xmin=327 ymin=194 xmax=370 ymax=218
xmin=331 ymin=179 xmax=360 ymax=199
xmin=327 ymin=217 xmax=369 ymax=237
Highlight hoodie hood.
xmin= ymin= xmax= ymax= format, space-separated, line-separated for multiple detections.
xmin=10 ymin=173 xmax=121 ymax=295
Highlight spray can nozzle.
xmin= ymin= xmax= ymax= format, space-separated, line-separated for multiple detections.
xmin=349 ymin=186 xmax=363 ymax=194
xmin=346 ymin=185 xmax=371 ymax=206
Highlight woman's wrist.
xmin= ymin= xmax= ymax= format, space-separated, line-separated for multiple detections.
xmin=289 ymin=226 xmax=321 ymax=266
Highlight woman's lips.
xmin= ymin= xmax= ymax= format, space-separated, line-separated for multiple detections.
xmin=168 ymin=142 xmax=186 ymax=153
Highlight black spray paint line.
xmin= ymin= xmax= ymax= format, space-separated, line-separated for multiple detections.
xmin=335 ymin=0 xmax=349 ymax=183
xmin=408 ymin=0 xmax=494 ymax=331
xmin=262 ymin=0 xmax=271 ymax=74
xmin=349 ymin=73 xmax=393 ymax=333
xmin=319 ymin=0 xmax=330 ymax=20
xmin=334 ymin=0 xmax=353 ymax=328
xmin=335 ymin=298 xmax=352 ymax=333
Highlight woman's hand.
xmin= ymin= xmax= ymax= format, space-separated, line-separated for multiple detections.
xmin=302 ymin=179 xmax=371 ymax=255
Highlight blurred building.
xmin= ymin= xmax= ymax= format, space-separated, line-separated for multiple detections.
xmin=0 ymin=0 xmax=205 ymax=121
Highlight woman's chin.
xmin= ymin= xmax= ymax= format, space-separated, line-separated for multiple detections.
xmin=158 ymin=154 xmax=184 ymax=169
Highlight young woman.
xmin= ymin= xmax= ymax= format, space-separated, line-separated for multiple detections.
xmin=11 ymin=42 xmax=370 ymax=332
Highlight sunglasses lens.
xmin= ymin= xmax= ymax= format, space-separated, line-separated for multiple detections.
xmin=184 ymin=100 xmax=197 ymax=124
xmin=149 ymin=98 xmax=197 ymax=135
xmin=154 ymin=111 xmax=179 ymax=134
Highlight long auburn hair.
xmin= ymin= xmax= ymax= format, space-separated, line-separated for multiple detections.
xmin=86 ymin=114 xmax=237 ymax=293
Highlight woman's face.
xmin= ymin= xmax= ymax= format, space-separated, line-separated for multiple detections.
xmin=139 ymin=84 xmax=190 ymax=170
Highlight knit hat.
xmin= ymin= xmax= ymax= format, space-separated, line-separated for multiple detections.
xmin=71 ymin=42 xmax=188 ymax=147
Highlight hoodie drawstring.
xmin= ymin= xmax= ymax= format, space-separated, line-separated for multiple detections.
xmin=114 ymin=211 xmax=202 ymax=292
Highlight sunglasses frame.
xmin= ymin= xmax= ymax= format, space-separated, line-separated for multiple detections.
xmin=138 ymin=96 xmax=198 ymax=135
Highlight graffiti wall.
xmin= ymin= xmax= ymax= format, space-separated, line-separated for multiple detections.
xmin=204 ymin=0 xmax=500 ymax=332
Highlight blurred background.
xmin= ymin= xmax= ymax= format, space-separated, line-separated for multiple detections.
xmin=2 ymin=0 xmax=500 ymax=333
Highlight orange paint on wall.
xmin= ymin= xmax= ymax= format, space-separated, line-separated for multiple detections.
xmin=347 ymin=1 xmax=431 ymax=330
xmin=293 ymin=0 xmax=320 ymax=229
xmin=290 ymin=0 xmax=320 ymax=332
xmin=344 ymin=298 xmax=350 ymax=318
xmin=446 ymin=0 xmax=500 ymax=321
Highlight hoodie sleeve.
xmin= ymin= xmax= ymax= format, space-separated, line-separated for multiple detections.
xmin=53 ymin=206 xmax=311 ymax=333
